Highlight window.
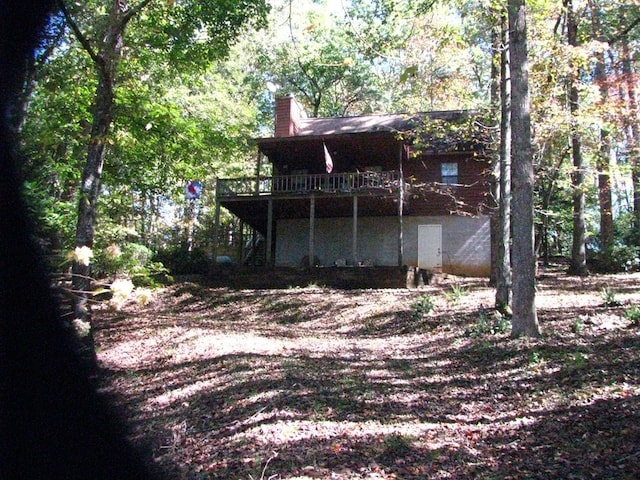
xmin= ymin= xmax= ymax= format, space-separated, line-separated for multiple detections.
xmin=441 ymin=162 xmax=458 ymax=185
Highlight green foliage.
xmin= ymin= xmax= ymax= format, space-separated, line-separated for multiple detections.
xmin=380 ymin=434 xmax=413 ymax=460
xmin=623 ymin=305 xmax=640 ymax=327
xmin=410 ymin=294 xmax=434 ymax=320
xmin=134 ymin=0 xmax=270 ymax=72
xmin=585 ymin=209 xmax=640 ymax=273
xmin=412 ymin=112 xmax=493 ymax=155
xmin=444 ymin=284 xmax=468 ymax=304
xmin=94 ymin=242 xmax=169 ymax=287
xmin=571 ymin=317 xmax=584 ymax=334
xmin=154 ymin=247 xmax=210 ymax=276
xmin=600 ymin=285 xmax=620 ymax=307
xmin=466 ymin=311 xmax=510 ymax=337
xmin=603 ymin=244 xmax=640 ymax=272
xmin=528 ymin=350 xmax=544 ymax=365
xmin=569 ymin=351 xmax=588 ymax=369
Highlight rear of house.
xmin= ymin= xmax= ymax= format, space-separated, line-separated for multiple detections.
xmin=215 ymin=95 xmax=492 ymax=279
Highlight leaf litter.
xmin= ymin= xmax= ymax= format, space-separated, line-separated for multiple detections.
xmin=94 ymin=268 xmax=640 ymax=479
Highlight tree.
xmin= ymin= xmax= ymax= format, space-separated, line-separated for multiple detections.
xmin=509 ymin=0 xmax=540 ymax=337
xmin=589 ymin=0 xmax=615 ymax=268
xmin=496 ymin=10 xmax=512 ymax=312
xmin=59 ymin=0 xmax=269 ymax=353
xmin=622 ymin=38 xmax=640 ymax=239
xmin=244 ymin=0 xmax=400 ymax=117
xmin=565 ymin=0 xmax=589 ymax=276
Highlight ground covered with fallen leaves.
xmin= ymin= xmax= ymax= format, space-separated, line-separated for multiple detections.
xmin=94 ymin=267 xmax=640 ymax=479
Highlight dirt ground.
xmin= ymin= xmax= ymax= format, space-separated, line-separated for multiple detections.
xmin=94 ymin=267 xmax=640 ymax=479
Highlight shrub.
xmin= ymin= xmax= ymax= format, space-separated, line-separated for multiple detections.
xmin=611 ymin=244 xmax=640 ymax=271
xmin=94 ymin=242 xmax=169 ymax=286
xmin=467 ymin=311 xmax=510 ymax=337
xmin=410 ymin=294 xmax=434 ymax=321
xmin=444 ymin=284 xmax=467 ymax=304
xmin=154 ymin=246 xmax=209 ymax=275
xmin=591 ymin=244 xmax=640 ymax=273
xmin=571 ymin=317 xmax=584 ymax=333
xmin=624 ymin=305 xmax=640 ymax=327
xmin=600 ymin=285 xmax=620 ymax=307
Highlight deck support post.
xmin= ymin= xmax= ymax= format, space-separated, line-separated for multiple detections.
xmin=251 ymin=227 xmax=257 ymax=265
xmin=352 ymin=195 xmax=358 ymax=265
xmin=266 ymin=199 xmax=273 ymax=266
xmin=309 ymin=195 xmax=315 ymax=268
xmin=238 ymin=220 xmax=245 ymax=263
xmin=255 ymin=152 xmax=262 ymax=194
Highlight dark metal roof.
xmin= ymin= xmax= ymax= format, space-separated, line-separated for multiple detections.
xmin=298 ymin=110 xmax=473 ymax=136
xmin=258 ymin=110 xmax=473 ymax=141
xmin=255 ymin=109 xmax=485 ymax=160
xmin=296 ymin=113 xmax=418 ymax=136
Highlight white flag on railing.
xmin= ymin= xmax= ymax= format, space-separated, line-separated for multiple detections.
xmin=323 ymin=142 xmax=333 ymax=174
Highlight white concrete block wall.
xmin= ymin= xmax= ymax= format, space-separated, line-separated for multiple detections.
xmin=275 ymin=217 xmax=398 ymax=267
xmin=403 ymin=215 xmax=491 ymax=276
xmin=275 ymin=214 xmax=491 ymax=276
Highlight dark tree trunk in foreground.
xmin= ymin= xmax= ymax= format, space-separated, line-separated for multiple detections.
xmin=508 ymin=0 xmax=540 ymax=337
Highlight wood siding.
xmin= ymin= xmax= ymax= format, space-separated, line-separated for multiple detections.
xmin=403 ymin=152 xmax=490 ymax=216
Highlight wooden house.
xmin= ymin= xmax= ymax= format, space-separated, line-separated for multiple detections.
xmin=214 ymin=95 xmax=492 ymax=279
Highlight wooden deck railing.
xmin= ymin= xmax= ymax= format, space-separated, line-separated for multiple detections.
xmin=217 ymin=171 xmax=403 ymax=198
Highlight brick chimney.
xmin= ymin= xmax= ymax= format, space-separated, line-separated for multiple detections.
xmin=274 ymin=95 xmax=306 ymax=137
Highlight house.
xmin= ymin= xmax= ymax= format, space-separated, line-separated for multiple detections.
xmin=214 ymin=95 xmax=492 ymax=281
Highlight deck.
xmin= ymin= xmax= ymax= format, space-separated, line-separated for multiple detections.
xmin=216 ymin=171 xmax=405 ymax=200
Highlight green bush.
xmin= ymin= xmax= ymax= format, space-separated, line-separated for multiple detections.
xmin=410 ymin=294 xmax=434 ymax=321
xmin=94 ymin=242 xmax=169 ymax=286
xmin=602 ymin=244 xmax=640 ymax=272
xmin=624 ymin=305 xmax=640 ymax=327
xmin=444 ymin=284 xmax=467 ymax=304
xmin=600 ymin=285 xmax=620 ymax=307
xmin=153 ymin=246 xmax=209 ymax=275
xmin=467 ymin=311 xmax=510 ymax=337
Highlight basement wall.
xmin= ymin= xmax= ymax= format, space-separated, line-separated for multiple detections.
xmin=275 ymin=215 xmax=491 ymax=277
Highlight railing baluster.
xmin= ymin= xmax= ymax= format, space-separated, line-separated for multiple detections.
xmin=216 ymin=170 xmax=405 ymax=197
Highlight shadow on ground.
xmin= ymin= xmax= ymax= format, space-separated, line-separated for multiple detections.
xmin=94 ymin=271 xmax=640 ymax=479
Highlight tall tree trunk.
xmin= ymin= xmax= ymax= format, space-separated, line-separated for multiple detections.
xmin=589 ymin=0 xmax=614 ymax=268
xmin=496 ymin=12 xmax=512 ymax=312
xmin=489 ymin=24 xmax=500 ymax=287
xmin=64 ymin=0 xmax=130 ymax=360
xmin=508 ymin=0 xmax=539 ymax=337
xmin=566 ymin=0 xmax=588 ymax=276
xmin=622 ymin=40 xmax=640 ymax=238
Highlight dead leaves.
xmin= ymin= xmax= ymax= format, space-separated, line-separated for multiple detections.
xmin=94 ymin=270 xmax=640 ymax=479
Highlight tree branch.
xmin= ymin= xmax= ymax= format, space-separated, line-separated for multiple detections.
xmin=57 ymin=0 xmax=100 ymax=65
xmin=610 ymin=15 xmax=640 ymax=45
xmin=118 ymin=0 xmax=153 ymax=30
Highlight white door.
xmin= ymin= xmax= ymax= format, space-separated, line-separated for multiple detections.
xmin=418 ymin=224 xmax=442 ymax=271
